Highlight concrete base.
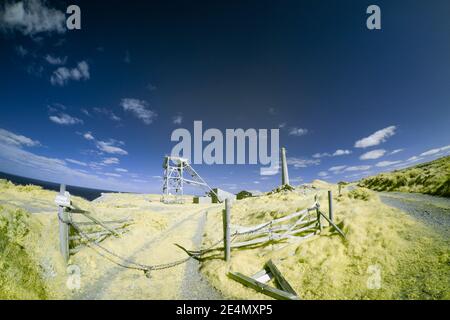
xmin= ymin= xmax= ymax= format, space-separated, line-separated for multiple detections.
xmin=193 ymin=196 xmax=212 ymax=204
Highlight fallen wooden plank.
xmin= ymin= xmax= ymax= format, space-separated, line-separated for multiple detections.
xmin=318 ymin=210 xmax=347 ymax=239
xmin=228 ymin=272 xmax=299 ymax=300
xmin=265 ymin=260 xmax=298 ymax=296
xmin=252 ymin=269 xmax=273 ymax=284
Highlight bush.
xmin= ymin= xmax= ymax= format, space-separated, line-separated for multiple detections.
xmin=0 ymin=207 xmax=47 ymax=299
xmin=348 ymin=188 xmax=372 ymax=201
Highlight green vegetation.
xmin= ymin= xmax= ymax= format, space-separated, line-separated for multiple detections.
xmin=0 ymin=205 xmax=48 ymax=299
xmin=236 ymin=190 xmax=253 ymax=200
xmin=348 ymin=188 xmax=372 ymax=201
xmin=358 ymin=156 xmax=450 ymax=197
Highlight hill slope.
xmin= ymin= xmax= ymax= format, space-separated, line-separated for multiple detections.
xmin=358 ymin=156 xmax=450 ymax=197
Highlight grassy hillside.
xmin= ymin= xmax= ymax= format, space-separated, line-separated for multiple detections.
xmin=358 ymin=156 xmax=450 ymax=197
xmin=0 ymin=205 xmax=48 ymax=299
xmin=200 ymin=182 xmax=450 ymax=299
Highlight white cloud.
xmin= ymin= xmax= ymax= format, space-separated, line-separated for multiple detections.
xmin=288 ymin=127 xmax=308 ymax=136
xmin=420 ymin=145 xmax=450 ymax=157
xmin=83 ymin=132 xmax=94 ymax=140
xmin=0 ymin=0 xmax=66 ymax=36
xmin=260 ymin=165 xmax=280 ymax=176
xmin=313 ymin=149 xmax=351 ymax=158
xmin=104 ymin=173 xmax=121 ymax=178
xmin=318 ymin=171 xmax=329 ymax=177
xmin=290 ymin=177 xmax=303 ymax=183
xmin=221 ymin=183 xmax=237 ymax=190
xmin=376 ymin=160 xmax=403 ymax=167
xmin=49 ymin=113 xmax=83 ymax=125
xmin=121 ymin=98 xmax=157 ymax=124
xmin=390 ymin=149 xmax=404 ymax=155
xmin=65 ymin=158 xmax=87 ymax=166
xmin=146 ymin=83 xmax=157 ymax=91
xmin=50 ymin=61 xmax=90 ymax=86
xmin=354 ymin=125 xmax=397 ymax=148
xmin=345 ymin=171 xmax=373 ymax=179
xmin=344 ymin=165 xmax=372 ymax=172
xmin=287 ymin=157 xmax=320 ymax=168
xmin=93 ymin=107 xmax=121 ymax=121
xmin=45 ymin=54 xmax=67 ymax=65
xmin=0 ymin=136 xmax=148 ymax=192
xmin=102 ymin=157 xmax=119 ymax=165
xmin=312 ymin=152 xmax=330 ymax=159
xmin=172 ymin=114 xmax=183 ymax=124
xmin=406 ymin=156 xmax=422 ymax=163
xmin=81 ymin=109 xmax=91 ymax=117
xmin=333 ymin=149 xmax=351 ymax=156
xmin=47 ymin=102 xmax=66 ymax=112
xmin=80 ymin=132 xmax=127 ymax=157
xmin=115 ymin=168 xmax=128 ymax=173
xmin=15 ymin=45 xmax=28 ymax=57
xmin=133 ymin=179 xmax=148 ymax=183
xmin=97 ymin=140 xmax=128 ymax=155
xmin=359 ymin=149 xmax=386 ymax=160
xmin=0 ymin=128 xmax=40 ymax=147
xmin=329 ymin=165 xmax=347 ymax=173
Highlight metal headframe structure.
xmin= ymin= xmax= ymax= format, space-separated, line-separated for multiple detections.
xmin=161 ymin=156 xmax=218 ymax=204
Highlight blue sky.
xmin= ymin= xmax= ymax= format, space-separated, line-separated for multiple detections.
xmin=0 ymin=0 xmax=449 ymax=194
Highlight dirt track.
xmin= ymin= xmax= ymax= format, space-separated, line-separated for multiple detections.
xmin=378 ymin=192 xmax=450 ymax=237
xmin=70 ymin=197 xmax=223 ymax=299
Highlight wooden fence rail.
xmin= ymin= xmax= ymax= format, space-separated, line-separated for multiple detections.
xmin=222 ymin=189 xmax=345 ymax=261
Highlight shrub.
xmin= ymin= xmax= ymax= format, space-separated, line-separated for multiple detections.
xmin=348 ymin=188 xmax=372 ymax=201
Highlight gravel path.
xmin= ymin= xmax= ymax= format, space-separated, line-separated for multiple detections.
xmin=179 ymin=210 xmax=223 ymax=299
xmin=72 ymin=204 xmax=223 ymax=299
xmin=378 ymin=192 xmax=450 ymax=237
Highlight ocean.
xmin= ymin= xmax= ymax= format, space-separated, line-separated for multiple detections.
xmin=0 ymin=171 xmax=117 ymax=201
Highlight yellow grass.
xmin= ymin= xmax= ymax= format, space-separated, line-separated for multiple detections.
xmin=0 ymin=180 xmax=216 ymax=299
xmin=1 ymin=178 xmax=449 ymax=299
xmin=200 ymin=182 xmax=450 ymax=299
xmin=359 ymin=155 xmax=450 ymax=197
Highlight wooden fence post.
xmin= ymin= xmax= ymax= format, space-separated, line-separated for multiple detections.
xmin=316 ymin=206 xmax=322 ymax=231
xmin=223 ymin=198 xmax=231 ymax=262
xmin=314 ymin=195 xmax=322 ymax=231
xmin=328 ymin=190 xmax=333 ymax=223
xmin=58 ymin=184 xmax=70 ymax=263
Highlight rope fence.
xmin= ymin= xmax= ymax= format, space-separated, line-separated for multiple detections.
xmin=54 ymin=184 xmax=345 ymax=277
